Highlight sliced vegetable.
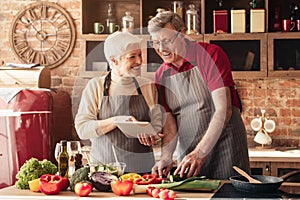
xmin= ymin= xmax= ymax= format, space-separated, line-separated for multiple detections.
xmin=135 ymin=174 xmax=157 ymax=185
xmin=39 ymin=174 xmax=63 ymax=195
xmin=120 ymin=173 xmax=141 ymax=182
xmin=110 ymin=180 xmax=133 ymax=196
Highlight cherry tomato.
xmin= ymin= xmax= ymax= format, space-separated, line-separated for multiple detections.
xmin=74 ymin=182 xmax=92 ymax=197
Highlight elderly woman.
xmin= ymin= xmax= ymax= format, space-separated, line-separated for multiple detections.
xmin=75 ymin=31 xmax=163 ymax=173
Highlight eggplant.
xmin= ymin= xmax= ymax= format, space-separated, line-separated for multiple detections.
xmin=90 ymin=171 xmax=118 ymax=192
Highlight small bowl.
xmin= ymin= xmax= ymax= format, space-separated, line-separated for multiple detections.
xmin=109 ymin=162 xmax=126 ymax=177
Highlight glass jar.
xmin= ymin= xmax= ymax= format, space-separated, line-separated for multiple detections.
xmin=172 ymin=1 xmax=183 ymax=18
xmin=186 ymin=4 xmax=199 ymax=35
xmin=122 ymin=12 xmax=134 ymax=32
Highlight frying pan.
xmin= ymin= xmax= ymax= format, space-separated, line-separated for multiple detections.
xmin=230 ymin=170 xmax=300 ymax=193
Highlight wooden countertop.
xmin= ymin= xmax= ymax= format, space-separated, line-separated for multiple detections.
xmin=1 ymin=182 xmax=299 ymax=199
xmin=0 ymin=185 xmax=215 ymax=200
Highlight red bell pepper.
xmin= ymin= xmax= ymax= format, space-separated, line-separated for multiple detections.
xmin=40 ymin=174 xmax=63 ymax=195
xmin=110 ymin=180 xmax=133 ymax=196
xmin=135 ymin=174 xmax=157 ymax=185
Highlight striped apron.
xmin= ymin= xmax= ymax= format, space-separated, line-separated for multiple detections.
xmin=90 ymin=72 xmax=155 ymax=173
xmin=162 ymin=67 xmax=250 ymax=180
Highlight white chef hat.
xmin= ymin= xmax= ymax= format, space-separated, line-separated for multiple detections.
xmin=104 ymin=31 xmax=142 ymax=68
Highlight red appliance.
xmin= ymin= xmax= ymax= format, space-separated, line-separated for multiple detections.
xmin=0 ymin=89 xmax=74 ymax=188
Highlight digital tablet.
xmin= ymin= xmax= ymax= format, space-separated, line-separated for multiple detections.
xmin=115 ymin=121 xmax=157 ymax=138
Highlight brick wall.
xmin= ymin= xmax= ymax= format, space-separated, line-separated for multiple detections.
xmin=0 ymin=0 xmax=299 ymax=148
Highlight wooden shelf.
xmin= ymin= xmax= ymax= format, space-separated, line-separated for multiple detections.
xmin=79 ymin=0 xmax=300 ymax=79
xmin=204 ymin=33 xmax=267 ymax=79
xmin=267 ymin=32 xmax=300 ymax=77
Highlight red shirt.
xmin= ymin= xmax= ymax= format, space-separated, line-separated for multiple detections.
xmin=154 ymin=41 xmax=241 ymax=112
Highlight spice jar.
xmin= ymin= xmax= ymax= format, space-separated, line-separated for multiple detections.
xmin=122 ymin=11 xmax=134 ymax=33
xmin=186 ymin=4 xmax=199 ymax=35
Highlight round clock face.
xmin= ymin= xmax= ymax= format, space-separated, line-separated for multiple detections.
xmin=10 ymin=2 xmax=76 ymax=68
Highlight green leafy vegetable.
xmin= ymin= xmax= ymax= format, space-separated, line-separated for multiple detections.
xmin=69 ymin=166 xmax=90 ymax=191
xmin=15 ymin=158 xmax=57 ymax=189
xmin=154 ymin=176 xmax=220 ymax=191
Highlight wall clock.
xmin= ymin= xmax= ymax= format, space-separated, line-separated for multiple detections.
xmin=9 ymin=2 xmax=76 ymax=69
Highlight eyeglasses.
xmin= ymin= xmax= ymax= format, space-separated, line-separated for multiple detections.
xmin=149 ymin=31 xmax=180 ymax=48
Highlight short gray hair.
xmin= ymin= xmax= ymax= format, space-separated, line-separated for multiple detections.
xmin=148 ymin=11 xmax=185 ymax=33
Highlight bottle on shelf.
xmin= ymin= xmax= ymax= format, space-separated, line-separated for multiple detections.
xmin=172 ymin=1 xmax=183 ymax=19
xmin=122 ymin=12 xmax=134 ymax=33
xmin=58 ymin=140 xmax=69 ymax=178
xmin=186 ymin=4 xmax=199 ymax=35
xmin=106 ymin=3 xmax=116 ymax=34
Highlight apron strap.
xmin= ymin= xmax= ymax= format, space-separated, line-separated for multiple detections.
xmin=132 ymin=77 xmax=143 ymax=95
xmin=103 ymin=71 xmax=112 ymax=96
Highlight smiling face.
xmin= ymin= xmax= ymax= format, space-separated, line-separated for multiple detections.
xmin=112 ymin=49 xmax=142 ymax=77
xmin=150 ymin=23 xmax=186 ymax=68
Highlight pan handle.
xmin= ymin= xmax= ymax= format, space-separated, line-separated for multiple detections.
xmin=280 ymin=170 xmax=300 ymax=181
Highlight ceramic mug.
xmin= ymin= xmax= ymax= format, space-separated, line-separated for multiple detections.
xmin=296 ymin=20 xmax=300 ymax=32
xmin=264 ymin=119 xmax=276 ymax=133
xmin=254 ymin=129 xmax=272 ymax=145
xmin=281 ymin=19 xmax=296 ymax=32
xmin=94 ymin=22 xmax=104 ymax=34
xmin=251 ymin=117 xmax=262 ymax=131
xmin=109 ymin=22 xmax=120 ymax=34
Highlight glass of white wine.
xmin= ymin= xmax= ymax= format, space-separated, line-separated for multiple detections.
xmin=67 ymin=141 xmax=81 ymax=176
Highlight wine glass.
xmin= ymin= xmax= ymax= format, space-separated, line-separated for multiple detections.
xmin=67 ymin=141 xmax=81 ymax=176
xmin=54 ymin=142 xmax=62 ymax=162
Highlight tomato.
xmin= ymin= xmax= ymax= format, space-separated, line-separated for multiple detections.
xmin=151 ymin=188 xmax=161 ymax=198
xmin=146 ymin=186 xmax=155 ymax=197
xmin=74 ymin=182 xmax=92 ymax=197
xmin=39 ymin=174 xmax=63 ymax=195
xmin=61 ymin=177 xmax=70 ymax=191
xmin=110 ymin=180 xmax=133 ymax=196
xmin=158 ymin=189 xmax=176 ymax=200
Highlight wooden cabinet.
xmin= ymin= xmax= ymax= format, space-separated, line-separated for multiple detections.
xmin=250 ymin=161 xmax=300 ymax=177
xmin=80 ymin=0 xmax=300 ymax=79
xmin=249 ymin=149 xmax=300 ymax=178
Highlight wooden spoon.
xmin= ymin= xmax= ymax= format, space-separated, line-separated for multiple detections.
xmin=233 ymin=166 xmax=262 ymax=183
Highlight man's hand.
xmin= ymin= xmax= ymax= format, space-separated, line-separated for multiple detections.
xmin=151 ymin=158 xmax=173 ymax=178
xmin=174 ymin=150 xmax=205 ymax=178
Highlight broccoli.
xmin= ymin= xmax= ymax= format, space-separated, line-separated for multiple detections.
xmin=69 ymin=166 xmax=90 ymax=191
xmin=15 ymin=158 xmax=57 ymax=189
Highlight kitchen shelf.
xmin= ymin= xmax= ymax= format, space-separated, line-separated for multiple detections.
xmin=80 ymin=0 xmax=300 ymax=79
xmin=267 ymin=32 xmax=300 ymax=77
xmin=203 ymin=33 xmax=267 ymax=79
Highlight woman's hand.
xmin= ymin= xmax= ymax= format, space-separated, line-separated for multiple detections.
xmin=138 ymin=133 xmax=163 ymax=146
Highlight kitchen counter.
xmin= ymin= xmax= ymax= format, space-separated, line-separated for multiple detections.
xmin=0 ymin=181 xmax=300 ymax=199
xmin=248 ymin=147 xmax=300 ymax=162
xmin=0 ymin=185 xmax=215 ymax=200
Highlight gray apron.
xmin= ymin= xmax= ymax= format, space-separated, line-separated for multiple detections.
xmin=162 ymin=67 xmax=249 ymax=180
xmin=90 ymin=71 xmax=155 ymax=173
